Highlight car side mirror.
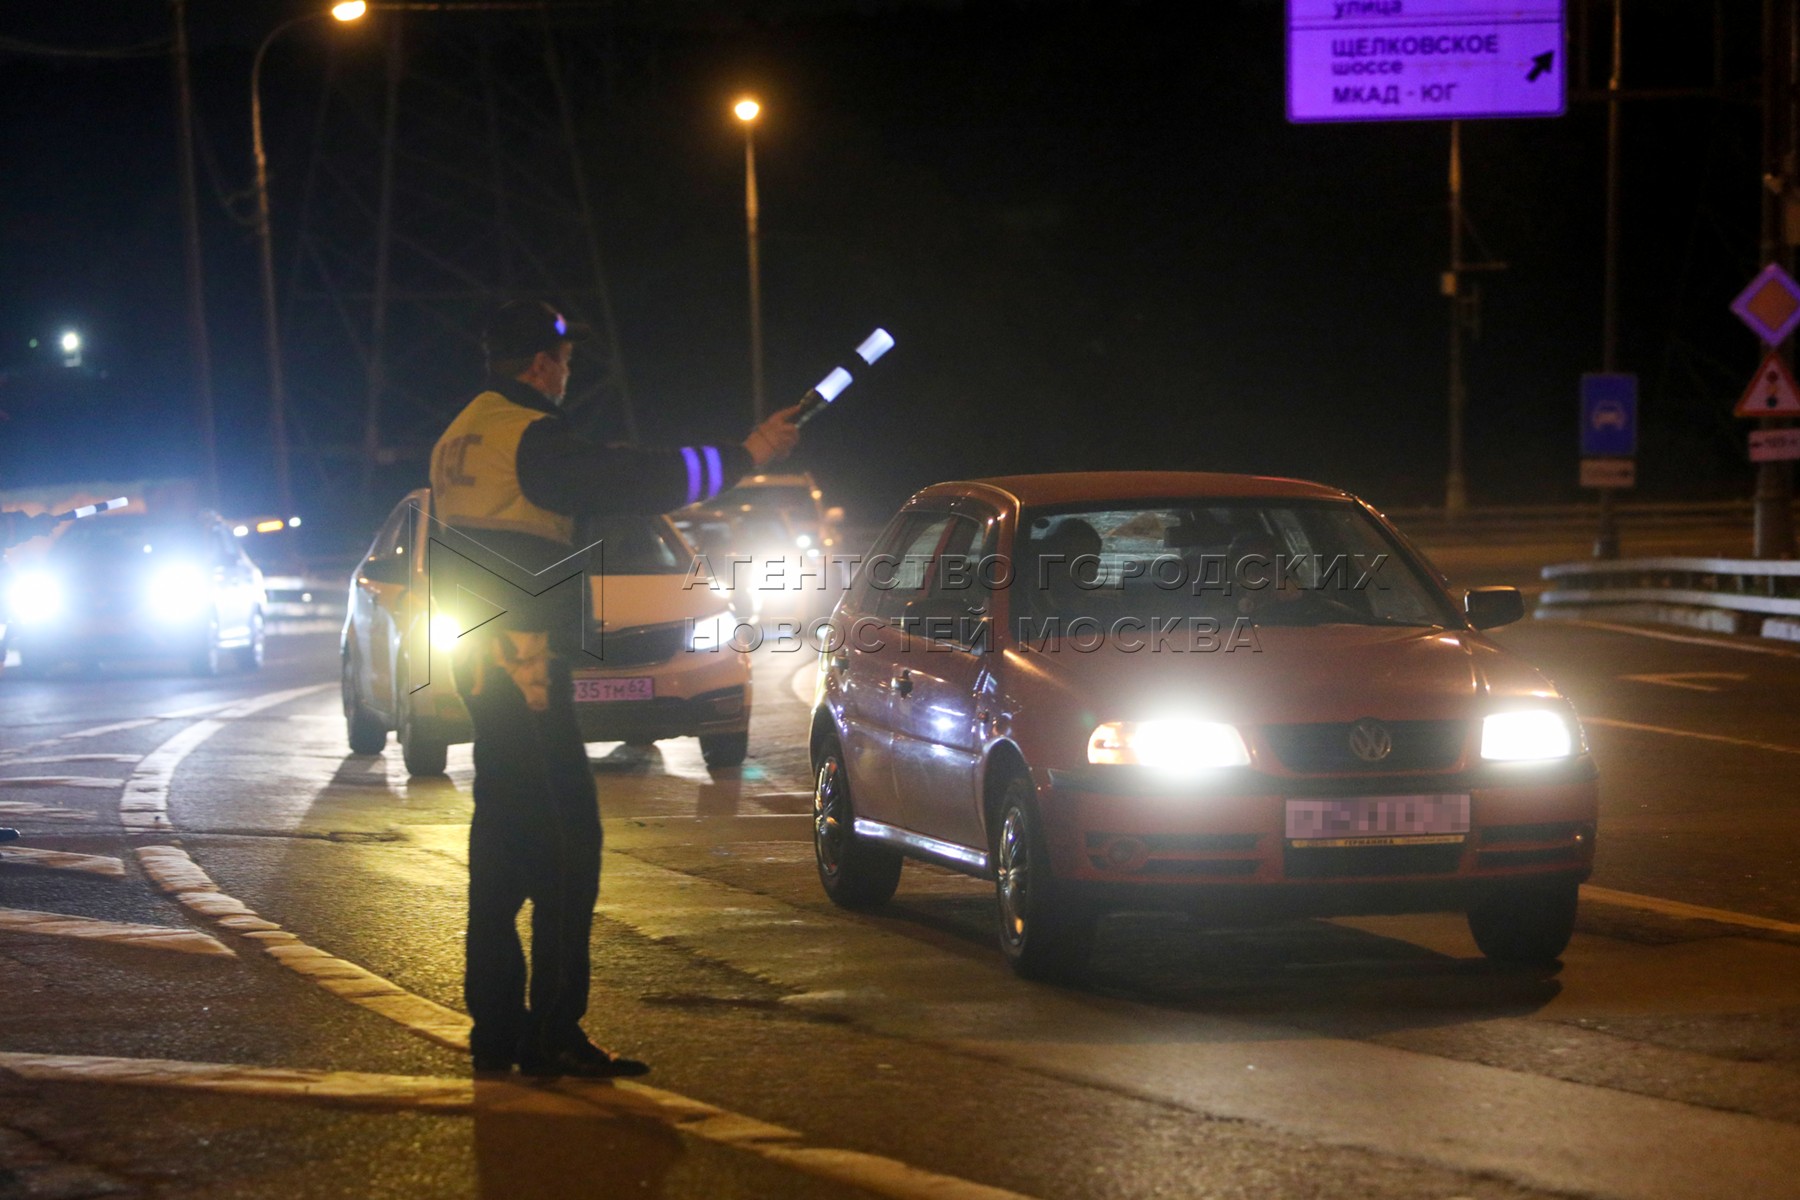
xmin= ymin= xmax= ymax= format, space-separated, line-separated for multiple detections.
xmin=1464 ymin=586 xmax=1524 ymax=630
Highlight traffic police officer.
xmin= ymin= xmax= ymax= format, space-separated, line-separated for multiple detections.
xmin=430 ymin=300 xmax=800 ymax=1077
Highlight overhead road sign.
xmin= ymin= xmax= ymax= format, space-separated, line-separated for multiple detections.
xmin=1579 ymin=458 xmax=1635 ymax=490
xmin=1750 ymin=428 xmax=1800 ymax=463
xmin=1733 ymin=352 xmax=1800 ymax=418
xmin=1730 ymin=263 xmax=1800 ymax=346
xmin=1286 ymin=1 xmax=1566 ymax=124
xmin=1579 ymin=373 xmax=1637 ymax=458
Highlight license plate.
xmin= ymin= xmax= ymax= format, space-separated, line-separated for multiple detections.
xmin=1286 ymin=794 xmax=1469 ymax=847
xmin=573 ymin=675 xmax=654 ymax=703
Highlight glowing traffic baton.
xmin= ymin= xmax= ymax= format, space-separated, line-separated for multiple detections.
xmin=794 ymin=328 xmax=895 ymax=426
xmin=50 ymin=497 xmax=128 ymax=522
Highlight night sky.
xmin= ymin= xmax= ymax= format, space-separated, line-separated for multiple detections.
xmin=0 ymin=1 xmax=1777 ymax=539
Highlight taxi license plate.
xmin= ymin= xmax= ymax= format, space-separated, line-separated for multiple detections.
xmin=574 ymin=676 xmax=654 ymax=703
xmin=1286 ymin=794 xmax=1469 ymax=848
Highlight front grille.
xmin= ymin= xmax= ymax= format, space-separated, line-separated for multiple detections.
xmin=1262 ymin=720 xmax=1468 ymax=773
xmin=1283 ymin=840 xmax=1464 ymax=879
xmin=593 ymin=622 xmax=687 ymax=667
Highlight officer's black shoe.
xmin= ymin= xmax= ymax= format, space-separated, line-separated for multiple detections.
xmin=471 ymin=1052 xmax=515 ymax=1076
xmin=517 ymin=1039 xmax=649 ymax=1079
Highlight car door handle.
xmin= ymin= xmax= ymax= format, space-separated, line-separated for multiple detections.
xmin=893 ymin=669 xmax=913 ymax=697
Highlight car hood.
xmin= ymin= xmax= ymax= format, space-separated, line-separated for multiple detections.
xmin=591 ymin=574 xmax=732 ymax=631
xmin=1002 ymin=623 xmax=1562 ymax=733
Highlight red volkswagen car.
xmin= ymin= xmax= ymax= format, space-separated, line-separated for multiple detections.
xmin=808 ymin=473 xmax=1598 ymax=978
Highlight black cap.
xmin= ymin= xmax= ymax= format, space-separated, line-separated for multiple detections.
xmin=482 ymin=300 xmax=581 ymax=362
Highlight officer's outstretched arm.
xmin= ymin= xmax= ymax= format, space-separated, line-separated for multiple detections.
xmin=516 ymin=405 xmax=802 ymax=517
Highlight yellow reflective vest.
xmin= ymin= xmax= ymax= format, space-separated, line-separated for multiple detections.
xmin=430 ymin=389 xmax=575 ymax=547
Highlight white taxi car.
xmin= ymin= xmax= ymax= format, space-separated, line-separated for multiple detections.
xmin=342 ymin=488 xmax=751 ymax=775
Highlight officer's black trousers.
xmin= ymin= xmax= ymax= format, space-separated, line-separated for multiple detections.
xmin=458 ymin=654 xmax=601 ymax=1061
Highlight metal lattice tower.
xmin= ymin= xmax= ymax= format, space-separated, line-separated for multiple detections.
xmin=279 ymin=12 xmax=639 ymax=513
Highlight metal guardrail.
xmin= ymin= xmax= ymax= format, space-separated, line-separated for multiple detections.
xmin=1536 ymin=555 xmax=1800 ymax=640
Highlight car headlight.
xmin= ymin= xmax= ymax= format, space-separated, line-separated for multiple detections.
xmin=1480 ymin=710 xmax=1575 ymax=761
xmin=7 ymin=571 xmax=64 ymax=623
xmin=688 ymin=610 xmax=736 ymax=652
xmin=148 ymin=564 xmax=211 ymax=620
xmin=1088 ymin=719 xmax=1250 ymax=772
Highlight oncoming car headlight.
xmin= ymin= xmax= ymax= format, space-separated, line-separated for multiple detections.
xmin=148 ymin=564 xmax=211 ymax=620
xmin=1088 ymin=719 xmax=1250 ymax=772
xmin=7 ymin=571 xmax=64 ymax=623
xmin=1480 ymin=710 xmax=1575 ymax=761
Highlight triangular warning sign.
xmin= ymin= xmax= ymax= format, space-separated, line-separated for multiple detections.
xmin=1735 ymin=352 xmax=1800 ymax=417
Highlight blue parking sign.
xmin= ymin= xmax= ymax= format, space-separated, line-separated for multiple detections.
xmin=1580 ymin=373 xmax=1637 ymax=458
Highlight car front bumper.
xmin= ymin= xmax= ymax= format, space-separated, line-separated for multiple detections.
xmin=1039 ymin=759 xmax=1599 ymax=914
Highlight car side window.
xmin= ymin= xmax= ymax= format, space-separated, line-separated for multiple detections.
xmin=871 ymin=514 xmax=952 ymax=621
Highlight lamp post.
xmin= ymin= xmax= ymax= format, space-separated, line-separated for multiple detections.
xmin=735 ymin=97 xmax=765 ymax=422
xmin=252 ymin=1 xmax=368 ymax=518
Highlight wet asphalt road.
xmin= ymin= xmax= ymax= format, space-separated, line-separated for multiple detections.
xmin=2 ymin=528 xmax=1799 ymax=1200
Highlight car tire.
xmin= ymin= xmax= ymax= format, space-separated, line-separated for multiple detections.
xmin=399 ymin=708 xmax=448 ymax=776
xmin=234 ymin=612 xmax=265 ymax=673
xmin=812 ymin=738 xmax=902 ymax=910
xmin=1466 ymin=881 xmax=1580 ymax=965
xmin=189 ymin=623 xmax=221 ymax=677
xmin=342 ymin=646 xmax=388 ymax=755
xmin=993 ymin=773 xmax=1095 ymax=981
xmin=700 ymin=731 xmax=749 ymax=768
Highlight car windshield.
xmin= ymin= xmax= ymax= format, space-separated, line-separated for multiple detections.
xmin=585 ymin=516 xmax=689 ymax=575
xmin=1012 ymin=500 xmax=1455 ymax=629
xmin=714 ymin=483 xmax=816 ymax=514
xmin=51 ymin=515 xmax=209 ymax=562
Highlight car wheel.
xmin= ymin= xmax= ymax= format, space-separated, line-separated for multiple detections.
xmin=700 ymin=731 xmax=749 ymax=768
xmin=993 ymin=773 xmax=1095 ymax=981
xmin=189 ymin=622 xmax=222 ymax=677
xmin=399 ymin=707 xmax=448 ymax=776
xmin=812 ymin=738 xmax=902 ymax=910
xmin=234 ymin=612 xmax=266 ymax=673
xmin=1466 ymin=881 xmax=1580 ymax=965
xmin=342 ymin=646 xmax=388 ymax=755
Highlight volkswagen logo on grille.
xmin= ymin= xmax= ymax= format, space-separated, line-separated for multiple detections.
xmin=1347 ymin=719 xmax=1393 ymax=763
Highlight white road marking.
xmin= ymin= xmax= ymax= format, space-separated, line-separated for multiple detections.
xmin=1618 ymin=671 xmax=1748 ymax=692
xmin=0 ymin=908 xmax=233 ymax=957
xmin=1584 ymin=716 xmax=1800 ymax=757
xmin=1566 ymin=619 xmax=1800 ymax=658
xmin=0 ymin=776 xmax=124 ymax=790
xmin=57 ymin=717 xmax=162 ymax=741
xmin=0 ymin=801 xmax=96 ymax=822
xmin=0 ymin=1054 xmax=1038 ymax=1200
xmin=4 ymin=754 xmax=141 ymax=765
xmin=135 ymin=845 xmax=469 ymax=1047
xmin=788 ymin=660 xmax=817 ymax=705
xmin=1581 ymin=885 xmax=1800 ymax=937
xmin=0 ymin=846 xmax=124 ymax=876
xmin=587 ymin=849 xmax=1800 ymax=1200
xmin=120 ymin=684 xmax=331 ymax=831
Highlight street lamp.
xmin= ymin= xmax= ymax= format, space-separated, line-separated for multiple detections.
xmin=252 ymin=2 xmax=368 ymax=518
xmin=735 ymin=96 xmax=765 ymax=422
xmin=59 ymin=330 xmax=81 ymax=368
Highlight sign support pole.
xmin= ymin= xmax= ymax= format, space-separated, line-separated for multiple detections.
xmin=1445 ymin=120 xmax=1468 ymax=519
xmin=1593 ymin=0 xmax=1624 ymax=559
xmin=1756 ymin=0 xmax=1799 ymax=559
